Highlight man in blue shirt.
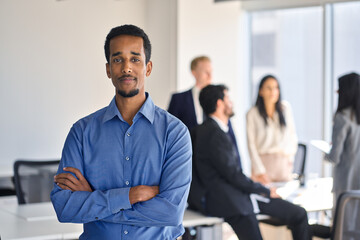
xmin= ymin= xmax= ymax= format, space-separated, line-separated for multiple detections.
xmin=51 ymin=25 xmax=192 ymax=240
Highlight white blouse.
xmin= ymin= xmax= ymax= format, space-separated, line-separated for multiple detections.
xmin=246 ymin=101 xmax=298 ymax=175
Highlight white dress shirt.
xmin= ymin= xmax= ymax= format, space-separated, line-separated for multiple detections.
xmin=246 ymin=101 xmax=298 ymax=175
xmin=192 ymin=86 xmax=204 ymax=124
xmin=210 ymin=115 xmax=229 ymax=133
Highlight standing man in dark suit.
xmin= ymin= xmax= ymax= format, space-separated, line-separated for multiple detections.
xmin=189 ymin=84 xmax=311 ymax=240
xmin=168 ymin=56 xmax=212 ymax=130
xmin=168 ymin=56 xmax=241 ymax=166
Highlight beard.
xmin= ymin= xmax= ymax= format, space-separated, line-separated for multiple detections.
xmin=117 ymin=89 xmax=140 ymax=98
xmin=225 ymin=108 xmax=235 ymax=118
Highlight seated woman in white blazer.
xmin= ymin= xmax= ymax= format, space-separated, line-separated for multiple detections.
xmin=246 ymin=75 xmax=298 ymax=185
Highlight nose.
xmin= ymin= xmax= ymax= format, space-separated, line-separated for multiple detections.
xmin=122 ymin=61 xmax=132 ymax=73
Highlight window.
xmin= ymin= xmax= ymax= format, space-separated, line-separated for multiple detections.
xmin=333 ymin=1 xmax=360 ymax=110
xmin=250 ymin=7 xmax=324 ymax=174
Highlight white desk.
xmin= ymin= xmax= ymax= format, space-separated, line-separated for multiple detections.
xmin=0 ymin=201 xmax=222 ymax=240
xmin=0 ymin=206 xmax=82 ymax=240
xmin=183 ymin=209 xmax=223 ymax=228
xmin=0 ymin=178 xmax=331 ymax=240
xmin=280 ymin=177 xmax=333 ymax=212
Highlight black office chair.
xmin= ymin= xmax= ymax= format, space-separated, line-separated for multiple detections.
xmin=0 ymin=188 xmax=16 ymax=196
xmin=312 ymin=190 xmax=360 ymax=240
xmin=13 ymin=160 xmax=60 ymax=204
xmin=292 ymin=143 xmax=307 ymax=186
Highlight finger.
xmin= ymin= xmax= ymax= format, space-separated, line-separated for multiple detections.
xmin=55 ymin=173 xmax=75 ymax=180
xmin=55 ymin=173 xmax=80 ymax=186
xmin=57 ymin=182 xmax=74 ymax=191
xmin=63 ymin=167 xmax=85 ymax=181
xmin=55 ymin=177 xmax=79 ymax=190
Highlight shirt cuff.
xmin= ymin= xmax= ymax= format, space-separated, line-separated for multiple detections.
xmin=109 ymin=187 xmax=132 ymax=214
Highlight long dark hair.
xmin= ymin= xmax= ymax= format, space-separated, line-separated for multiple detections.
xmin=255 ymin=75 xmax=286 ymax=126
xmin=336 ymin=72 xmax=360 ymax=124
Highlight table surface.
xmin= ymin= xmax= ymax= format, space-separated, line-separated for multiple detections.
xmin=0 ymin=178 xmax=333 ymax=240
xmin=0 ymin=199 xmax=223 ymax=240
xmin=279 ymin=177 xmax=333 ymax=212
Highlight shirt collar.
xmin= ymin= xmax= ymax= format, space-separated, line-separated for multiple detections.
xmin=102 ymin=92 xmax=155 ymax=124
xmin=192 ymin=86 xmax=201 ymax=96
xmin=210 ymin=115 xmax=229 ymax=133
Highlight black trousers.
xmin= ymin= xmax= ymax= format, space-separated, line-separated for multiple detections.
xmin=225 ymin=198 xmax=311 ymax=240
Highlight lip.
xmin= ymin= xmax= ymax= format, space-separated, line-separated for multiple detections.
xmin=118 ymin=76 xmax=136 ymax=83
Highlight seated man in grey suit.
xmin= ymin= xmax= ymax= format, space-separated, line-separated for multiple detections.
xmin=188 ymin=84 xmax=311 ymax=240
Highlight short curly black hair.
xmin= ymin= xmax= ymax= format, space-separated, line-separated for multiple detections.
xmin=199 ymin=84 xmax=228 ymax=115
xmin=104 ymin=24 xmax=152 ymax=64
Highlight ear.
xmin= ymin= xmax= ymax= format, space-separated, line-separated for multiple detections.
xmin=191 ymin=70 xmax=196 ymax=77
xmin=106 ymin=63 xmax=111 ymax=78
xmin=146 ymin=61 xmax=153 ymax=77
xmin=216 ymin=98 xmax=224 ymax=110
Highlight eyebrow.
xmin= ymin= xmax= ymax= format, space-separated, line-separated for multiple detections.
xmin=111 ymin=51 xmax=141 ymax=58
xmin=111 ymin=52 xmax=122 ymax=58
xmin=130 ymin=51 xmax=140 ymax=56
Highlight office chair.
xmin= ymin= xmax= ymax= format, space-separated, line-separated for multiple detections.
xmin=13 ymin=160 xmax=60 ymax=204
xmin=312 ymin=190 xmax=360 ymax=240
xmin=0 ymin=188 xmax=16 ymax=196
xmin=293 ymin=143 xmax=307 ymax=186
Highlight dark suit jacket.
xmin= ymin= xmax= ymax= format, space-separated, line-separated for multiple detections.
xmin=168 ymin=88 xmax=241 ymax=166
xmin=168 ymin=89 xmax=197 ymax=131
xmin=188 ymin=118 xmax=270 ymax=218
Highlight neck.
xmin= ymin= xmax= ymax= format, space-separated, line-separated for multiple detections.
xmin=195 ymin=83 xmax=202 ymax=89
xmin=115 ymin=92 xmax=146 ymax=125
xmin=210 ymin=112 xmax=228 ymax=125
xmin=264 ymin=101 xmax=276 ymax=118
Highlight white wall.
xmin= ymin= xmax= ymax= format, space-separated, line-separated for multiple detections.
xmin=0 ymin=0 xmax=173 ymax=166
xmin=0 ymin=0 xmax=250 ymax=173
xmin=145 ymin=0 xmax=178 ymax=109
xmin=177 ymin=0 xmax=252 ymax=173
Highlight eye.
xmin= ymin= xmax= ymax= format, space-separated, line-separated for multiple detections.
xmin=113 ymin=58 xmax=122 ymax=63
xmin=132 ymin=58 xmax=140 ymax=62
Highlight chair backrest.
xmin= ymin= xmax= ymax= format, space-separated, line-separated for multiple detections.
xmin=293 ymin=143 xmax=307 ymax=185
xmin=13 ymin=160 xmax=60 ymax=204
xmin=332 ymin=190 xmax=360 ymax=240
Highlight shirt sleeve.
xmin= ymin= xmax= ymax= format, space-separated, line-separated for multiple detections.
xmin=51 ymin=124 xmax=133 ymax=224
xmin=208 ymin=128 xmax=270 ymax=196
xmin=325 ymin=113 xmax=349 ymax=165
xmin=246 ymin=109 xmax=266 ymax=176
xmin=101 ymin=123 xmax=192 ymax=227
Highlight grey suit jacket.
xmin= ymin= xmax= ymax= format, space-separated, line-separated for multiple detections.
xmin=325 ymin=108 xmax=360 ymax=201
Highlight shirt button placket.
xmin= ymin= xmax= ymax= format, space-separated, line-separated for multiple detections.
xmin=124 ymin=131 xmax=131 ymax=188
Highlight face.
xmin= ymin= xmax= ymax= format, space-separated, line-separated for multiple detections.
xmin=192 ymin=60 xmax=212 ymax=89
xmin=106 ymin=35 xmax=152 ymax=98
xmin=259 ymin=78 xmax=280 ymax=105
xmin=222 ymin=90 xmax=234 ymax=118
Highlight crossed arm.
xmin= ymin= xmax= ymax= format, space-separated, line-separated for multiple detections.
xmin=54 ymin=167 xmax=159 ymax=205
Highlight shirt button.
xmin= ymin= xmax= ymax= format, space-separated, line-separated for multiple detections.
xmin=124 ymin=230 xmax=128 ymax=235
xmin=127 ymin=132 xmax=131 ymax=136
xmin=125 ymin=181 xmax=129 ymax=185
xmin=125 ymin=156 xmax=130 ymax=161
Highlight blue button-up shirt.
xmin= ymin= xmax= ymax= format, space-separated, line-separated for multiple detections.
xmin=51 ymin=94 xmax=192 ymax=240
